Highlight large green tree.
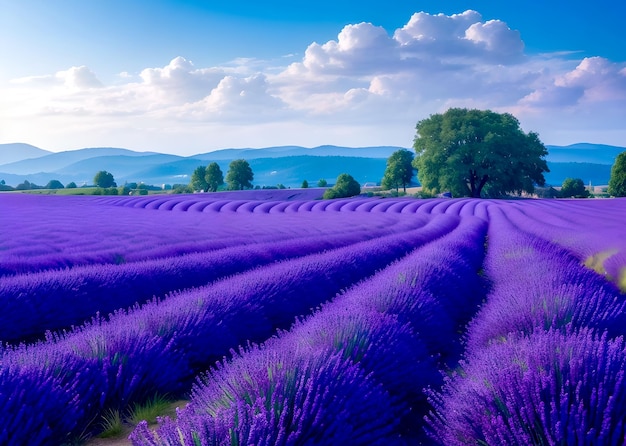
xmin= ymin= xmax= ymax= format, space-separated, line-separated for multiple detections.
xmin=204 ymin=162 xmax=224 ymax=192
xmin=608 ymin=151 xmax=626 ymax=197
xmin=413 ymin=108 xmax=549 ymax=198
xmin=323 ymin=173 xmax=361 ymax=199
xmin=94 ymin=171 xmax=116 ymax=188
xmin=190 ymin=166 xmax=208 ymax=192
xmin=382 ymin=149 xmax=415 ymax=193
xmin=226 ymin=159 xmax=254 ymax=190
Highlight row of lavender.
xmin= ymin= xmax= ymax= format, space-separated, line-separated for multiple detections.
xmin=427 ymin=201 xmax=626 ymax=444
xmin=131 ymin=212 xmax=489 ymax=445
xmin=2 ymin=194 xmax=626 ymax=444
xmin=0 ymin=194 xmax=482 ymax=343
xmin=1 ymin=193 xmax=407 ymax=276
xmin=0 ymin=211 xmax=426 ymax=343
xmin=0 ymin=204 xmax=460 ymax=444
xmin=499 ymin=198 xmax=626 ymax=292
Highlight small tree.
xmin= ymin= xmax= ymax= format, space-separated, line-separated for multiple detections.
xmin=204 ymin=162 xmax=224 ymax=192
xmin=323 ymin=173 xmax=361 ymax=199
xmin=226 ymin=159 xmax=254 ymax=190
xmin=15 ymin=180 xmax=32 ymax=190
xmin=301 ymin=180 xmax=309 ymax=189
xmin=66 ymin=181 xmax=77 ymax=189
xmin=560 ymin=178 xmax=589 ymax=198
xmin=382 ymin=149 xmax=415 ymax=193
xmin=190 ymin=166 xmax=208 ymax=192
xmin=0 ymin=180 xmax=12 ymax=191
xmin=608 ymin=151 xmax=626 ymax=197
xmin=94 ymin=171 xmax=116 ymax=188
xmin=45 ymin=179 xmax=65 ymax=189
xmin=317 ymin=178 xmax=328 ymax=187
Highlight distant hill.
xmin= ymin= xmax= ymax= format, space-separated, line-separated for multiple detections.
xmin=0 ymin=147 xmax=158 ymax=175
xmin=0 ymin=142 xmax=624 ymax=188
xmin=122 ymin=155 xmax=389 ymax=187
xmin=545 ymin=143 xmax=624 ymax=165
xmin=191 ymin=145 xmax=400 ymax=161
xmin=0 ymin=145 xmax=402 ymax=187
xmin=0 ymin=143 xmax=51 ymax=165
xmin=544 ymin=162 xmax=613 ymax=187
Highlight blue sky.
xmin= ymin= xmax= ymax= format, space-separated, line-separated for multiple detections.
xmin=1 ymin=0 xmax=625 ymax=155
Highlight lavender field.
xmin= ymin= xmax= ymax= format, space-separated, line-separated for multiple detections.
xmin=1 ymin=192 xmax=626 ymax=445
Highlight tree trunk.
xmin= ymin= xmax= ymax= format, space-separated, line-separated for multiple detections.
xmin=476 ymin=174 xmax=489 ymax=198
xmin=468 ymin=170 xmax=488 ymax=198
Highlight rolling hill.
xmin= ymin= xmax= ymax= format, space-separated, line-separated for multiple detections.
xmin=0 ymin=143 xmax=51 ymax=165
xmin=0 ymin=142 xmax=623 ymax=189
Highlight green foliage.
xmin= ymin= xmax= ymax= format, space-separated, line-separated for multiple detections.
xmin=66 ymin=181 xmax=77 ymax=189
xmin=382 ymin=149 xmax=415 ymax=192
xmin=413 ymin=108 xmax=549 ymax=198
xmin=317 ymin=178 xmax=328 ymax=187
xmin=190 ymin=165 xmax=208 ymax=192
xmin=226 ymin=159 xmax=254 ymax=190
xmin=560 ymin=177 xmax=590 ymax=198
xmin=301 ymin=179 xmax=309 ymax=188
xmin=15 ymin=180 xmax=32 ymax=190
xmin=172 ymin=184 xmax=192 ymax=194
xmin=608 ymin=151 xmax=626 ymax=197
xmin=45 ymin=179 xmax=65 ymax=189
xmin=94 ymin=170 xmax=116 ymax=188
xmin=127 ymin=394 xmax=173 ymax=425
xmin=97 ymin=409 xmax=123 ymax=438
xmin=323 ymin=173 xmax=361 ymax=199
xmin=204 ymin=162 xmax=224 ymax=192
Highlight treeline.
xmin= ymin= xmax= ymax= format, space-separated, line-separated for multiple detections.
xmin=0 ymin=179 xmax=76 ymax=192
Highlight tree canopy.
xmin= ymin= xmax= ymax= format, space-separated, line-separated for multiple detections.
xmin=205 ymin=162 xmax=224 ymax=192
xmin=382 ymin=149 xmax=415 ymax=193
xmin=413 ymin=108 xmax=549 ymax=198
xmin=226 ymin=159 xmax=254 ymax=190
xmin=323 ymin=173 xmax=361 ymax=199
xmin=45 ymin=180 xmax=65 ymax=189
xmin=190 ymin=166 xmax=208 ymax=192
xmin=608 ymin=151 xmax=626 ymax=197
xmin=94 ymin=171 xmax=116 ymax=188
xmin=560 ymin=178 xmax=589 ymax=198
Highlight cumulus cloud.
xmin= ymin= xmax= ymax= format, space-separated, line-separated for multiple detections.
xmin=464 ymin=20 xmax=524 ymax=61
xmin=177 ymin=73 xmax=288 ymax=122
xmin=11 ymin=65 xmax=103 ymax=89
xmin=138 ymin=56 xmax=229 ymax=102
xmin=1 ymin=11 xmax=625 ymax=153
xmin=290 ymin=22 xmax=398 ymax=76
xmin=520 ymin=57 xmax=626 ymax=108
xmin=276 ymin=9 xmax=528 ymax=119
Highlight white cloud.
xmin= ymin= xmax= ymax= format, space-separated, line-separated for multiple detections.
xmin=464 ymin=20 xmax=524 ymax=61
xmin=519 ymin=57 xmax=626 ymax=107
xmin=1 ymin=11 xmax=625 ymax=154
xmin=138 ymin=56 xmax=228 ymax=103
xmin=58 ymin=66 xmax=103 ymax=89
xmin=11 ymin=65 xmax=103 ymax=89
xmin=175 ymin=74 xmax=288 ymax=122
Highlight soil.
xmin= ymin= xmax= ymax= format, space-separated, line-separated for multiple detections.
xmin=82 ymin=400 xmax=189 ymax=446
